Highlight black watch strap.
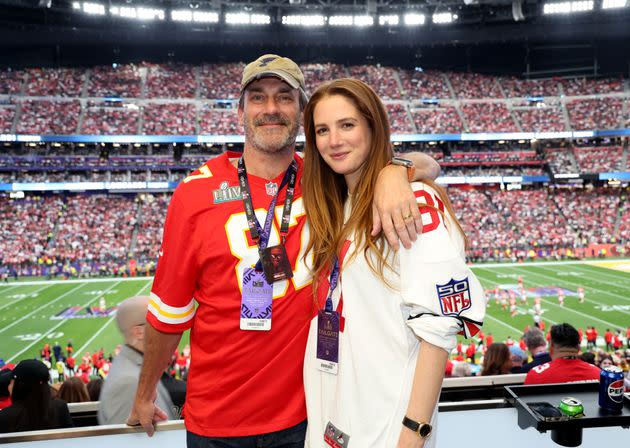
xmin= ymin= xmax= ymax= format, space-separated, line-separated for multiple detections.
xmin=402 ymin=416 xmax=432 ymax=438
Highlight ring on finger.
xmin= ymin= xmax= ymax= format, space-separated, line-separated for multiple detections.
xmin=403 ymin=214 xmax=413 ymax=221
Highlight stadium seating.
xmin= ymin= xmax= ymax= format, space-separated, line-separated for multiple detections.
xmin=199 ymin=63 xmax=241 ymax=99
xmin=142 ymin=103 xmax=197 ymax=135
xmin=460 ymin=102 xmax=519 ymax=133
xmin=25 ymin=68 xmax=84 ymax=97
xmin=134 ymin=194 xmax=170 ymax=263
xmin=543 ymin=147 xmax=578 ymax=173
xmin=87 ymin=65 xmax=142 ymax=98
xmin=198 ymin=107 xmax=240 ymax=135
xmin=512 ymin=101 xmax=567 ymax=132
xmin=573 ymin=146 xmax=624 ymax=173
xmin=411 ymin=106 xmax=464 ymax=134
xmin=559 ymin=77 xmax=624 ymax=96
xmin=0 ymin=106 xmax=15 ymax=133
xmin=448 ymin=72 xmax=503 ymax=99
xmin=499 ymin=77 xmax=559 ymax=98
xmin=301 ymin=63 xmax=348 ymax=94
xmin=16 ymin=100 xmax=80 ymax=134
xmin=386 ymin=103 xmax=415 ymax=133
xmin=146 ymin=64 xmax=196 ymax=99
xmin=567 ymin=98 xmax=623 ymax=130
xmin=399 ymin=69 xmax=451 ymax=99
xmin=0 ymin=69 xmax=24 ymax=95
xmin=81 ymin=103 xmax=140 ymax=135
xmin=348 ymin=65 xmax=402 ymax=100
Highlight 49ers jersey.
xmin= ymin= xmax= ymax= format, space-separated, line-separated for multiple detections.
xmin=147 ymin=152 xmax=313 ymax=437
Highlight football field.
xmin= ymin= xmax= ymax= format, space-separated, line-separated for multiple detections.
xmin=0 ymin=260 xmax=628 ymax=364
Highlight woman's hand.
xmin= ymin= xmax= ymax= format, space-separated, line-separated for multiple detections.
xmin=396 ymin=426 xmax=426 ymax=448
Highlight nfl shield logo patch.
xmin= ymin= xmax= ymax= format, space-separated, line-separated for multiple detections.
xmin=265 ymin=182 xmax=278 ymax=196
xmin=436 ymin=278 xmax=472 ymax=317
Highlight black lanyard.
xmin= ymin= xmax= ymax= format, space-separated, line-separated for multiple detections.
xmin=237 ymin=157 xmax=297 ymax=265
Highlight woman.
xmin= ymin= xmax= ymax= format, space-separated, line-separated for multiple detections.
xmin=481 ymin=343 xmax=512 ymax=376
xmin=58 ymin=376 xmax=90 ymax=404
xmin=0 ymin=359 xmax=73 ymax=433
xmin=301 ymin=78 xmax=485 ymax=447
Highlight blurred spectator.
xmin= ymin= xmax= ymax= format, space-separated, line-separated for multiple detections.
xmin=509 ymin=346 xmax=527 ymax=374
xmin=57 ymin=377 xmax=90 ymax=404
xmin=521 ymin=327 xmax=550 ymax=373
xmin=481 ymin=343 xmax=512 ymax=375
xmin=598 ymin=353 xmax=614 ymax=369
xmin=524 ymin=323 xmax=601 ymax=385
xmin=0 ymin=359 xmax=73 ymax=433
xmin=98 ymin=296 xmax=176 ymax=424
xmin=86 ymin=378 xmax=103 ymax=402
xmin=579 ymin=352 xmax=596 ymax=365
xmin=544 ymin=147 xmax=578 ymax=173
xmin=451 ymin=362 xmax=473 ymax=378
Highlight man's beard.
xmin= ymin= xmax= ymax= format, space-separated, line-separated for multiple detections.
xmin=244 ymin=113 xmax=300 ymax=155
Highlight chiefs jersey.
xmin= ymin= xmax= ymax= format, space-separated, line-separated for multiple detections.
xmin=524 ymin=358 xmax=600 ymax=385
xmin=148 ymin=152 xmax=313 ymax=437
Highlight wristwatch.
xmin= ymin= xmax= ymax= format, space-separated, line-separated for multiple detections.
xmin=388 ymin=157 xmax=416 ymax=182
xmin=402 ymin=416 xmax=432 ymax=439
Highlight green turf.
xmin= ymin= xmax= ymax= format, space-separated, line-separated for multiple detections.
xmin=0 ymin=261 xmax=628 ymax=363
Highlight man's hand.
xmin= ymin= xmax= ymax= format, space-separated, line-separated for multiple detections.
xmin=372 ymin=164 xmax=422 ymax=250
xmin=127 ymin=392 xmax=168 ymax=437
xmin=396 ymin=426 xmax=426 ymax=448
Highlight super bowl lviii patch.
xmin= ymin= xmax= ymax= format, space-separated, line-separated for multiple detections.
xmin=436 ymin=278 xmax=472 ymax=316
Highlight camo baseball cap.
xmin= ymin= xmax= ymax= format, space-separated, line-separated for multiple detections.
xmin=241 ymin=54 xmax=308 ymax=103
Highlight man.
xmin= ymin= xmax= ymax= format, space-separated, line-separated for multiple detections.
xmin=127 ymin=54 xmax=440 ymax=446
xmin=524 ymin=323 xmax=600 ymax=385
xmin=98 ymin=296 xmax=177 ymax=425
xmin=521 ymin=327 xmax=550 ymax=373
xmin=509 ymin=346 xmax=526 ymax=374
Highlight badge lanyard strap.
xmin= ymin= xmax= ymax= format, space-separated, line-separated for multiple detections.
xmin=237 ymin=157 xmax=297 ymax=269
xmin=324 ymin=257 xmax=340 ymax=312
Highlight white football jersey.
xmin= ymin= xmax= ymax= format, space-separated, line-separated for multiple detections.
xmin=304 ymin=182 xmax=485 ymax=448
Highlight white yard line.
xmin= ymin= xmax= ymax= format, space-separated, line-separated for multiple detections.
xmin=506 ymin=266 xmax=630 ymax=325
xmin=75 ymin=280 xmax=153 ymax=355
xmin=0 ymin=285 xmax=53 ymax=312
xmin=0 ymin=284 xmax=20 ymax=296
xmin=0 ymin=283 xmax=87 ymax=335
xmin=0 ymin=277 xmax=153 ymax=287
xmin=7 ymin=281 xmax=123 ymax=362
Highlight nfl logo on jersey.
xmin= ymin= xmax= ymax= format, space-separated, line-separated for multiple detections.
xmin=436 ymin=278 xmax=472 ymax=317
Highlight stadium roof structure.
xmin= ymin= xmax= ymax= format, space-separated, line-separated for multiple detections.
xmin=1 ymin=0 xmax=629 ymax=76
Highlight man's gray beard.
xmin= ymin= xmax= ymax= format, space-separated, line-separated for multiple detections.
xmin=244 ymin=118 xmax=300 ymax=155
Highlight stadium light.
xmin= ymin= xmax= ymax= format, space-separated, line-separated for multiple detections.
xmin=282 ymin=15 xmax=325 ymax=26
xmin=72 ymin=2 xmax=81 ymax=10
xmin=404 ymin=13 xmax=426 ymax=26
xmin=602 ymin=0 xmax=627 ymax=8
xmin=110 ymin=6 xmax=165 ymax=21
xmin=82 ymin=2 xmax=105 ymax=15
xmin=378 ymin=15 xmax=399 ymax=26
xmin=543 ymin=1 xmax=594 ymax=14
xmin=329 ymin=15 xmax=374 ymax=26
xmin=225 ymin=13 xmax=270 ymax=25
xmin=172 ymin=9 xmax=219 ymax=23
xmin=432 ymin=12 xmax=457 ymax=24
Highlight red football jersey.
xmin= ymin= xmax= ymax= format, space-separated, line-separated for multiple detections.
xmin=147 ymin=152 xmax=313 ymax=437
xmin=524 ymin=358 xmax=600 ymax=385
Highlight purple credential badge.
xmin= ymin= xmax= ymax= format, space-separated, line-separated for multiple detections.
xmin=240 ymin=268 xmax=273 ymax=331
xmin=316 ymin=310 xmax=340 ymax=373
